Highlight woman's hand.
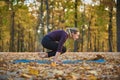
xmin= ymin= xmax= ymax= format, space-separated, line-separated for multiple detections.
xmin=53 ymin=52 xmax=61 ymax=63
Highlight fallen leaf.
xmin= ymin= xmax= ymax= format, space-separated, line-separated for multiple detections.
xmin=88 ymin=70 xmax=98 ymax=76
xmin=28 ymin=67 xmax=39 ymax=76
xmin=51 ymin=62 xmax=56 ymax=67
xmin=88 ymin=75 xmax=97 ymax=80
xmin=21 ymin=73 xmax=32 ymax=78
xmin=53 ymin=69 xmax=64 ymax=75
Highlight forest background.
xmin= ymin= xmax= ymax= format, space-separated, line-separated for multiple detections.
xmin=0 ymin=0 xmax=120 ymax=52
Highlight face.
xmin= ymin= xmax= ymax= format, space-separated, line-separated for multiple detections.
xmin=72 ymin=32 xmax=80 ymax=40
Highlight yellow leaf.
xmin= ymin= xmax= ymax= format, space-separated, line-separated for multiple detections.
xmin=51 ymin=62 xmax=56 ymax=67
xmin=88 ymin=75 xmax=97 ymax=80
xmin=28 ymin=67 xmax=39 ymax=76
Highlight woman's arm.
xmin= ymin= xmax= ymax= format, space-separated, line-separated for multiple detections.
xmin=53 ymin=32 xmax=68 ymax=63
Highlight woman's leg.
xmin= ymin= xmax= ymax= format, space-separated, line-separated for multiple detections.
xmin=41 ymin=36 xmax=67 ymax=57
xmin=47 ymin=46 xmax=66 ymax=57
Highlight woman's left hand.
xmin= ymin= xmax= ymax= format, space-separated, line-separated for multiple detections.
xmin=53 ymin=52 xmax=61 ymax=63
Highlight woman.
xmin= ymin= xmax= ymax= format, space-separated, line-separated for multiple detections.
xmin=40 ymin=28 xmax=80 ymax=63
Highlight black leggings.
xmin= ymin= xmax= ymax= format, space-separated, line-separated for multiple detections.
xmin=41 ymin=36 xmax=66 ymax=57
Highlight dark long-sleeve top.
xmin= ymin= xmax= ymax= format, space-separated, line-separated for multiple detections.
xmin=46 ymin=30 xmax=68 ymax=52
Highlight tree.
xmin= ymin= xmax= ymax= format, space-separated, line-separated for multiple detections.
xmin=39 ymin=0 xmax=44 ymax=51
xmin=46 ymin=0 xmax=50 ymax=33
xmin=116 ymin=0 xmax=120 ymax=51
xmin=73 ymin=0 xmax=79 ymax=52
xmin=108 ymin=4 xmax=113 ymax=52
xmin=0 ymin=0 xmax=117 ymax=52
xmin=9 ymin=0 xmax=15 ymax=52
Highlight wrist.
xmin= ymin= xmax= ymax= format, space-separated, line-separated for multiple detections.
xmin=56 ymin=52 xmax=61 ymax=55
xmin=55 ymin=52 xmax=61 ymax=57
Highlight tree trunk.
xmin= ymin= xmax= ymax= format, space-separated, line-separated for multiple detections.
xmin=17 ymin=24 xmax=20 ymax=52
xmin=28 ymin=31 xmax=31 ymax=51
xmin=74 ymin=0 xmax=79 ymax=52
xmin=46 ymin=0 xmax=50 ymax=32
xmin=102 ymin=41 xmax=104 ymax=52
xmin=87 ymin=16 xmax=92 ymax=51
xmin=0 ymin=31 xmax=2 ymax=51
xmin=51 ymin=1 xmax=54 ymax=30
xmin=39 ymin=0 xmax=44 ymax=51
xmin=94 ymin=33 xmax=97 ymax=52
xmin=81 ymin=25 xmax=84 ymax=52
xmin=97 ymin=36 xmax=100 ymax=51
xmin=108 ymin=6 xmax=113 ymax=52
xmin=9 ymin=2 xmax=15 ymax=52
xmin=116 ymin=0 xmax=120 ymax=51
xmin=0 ymin=15 xmax=2 ymax=51
xmin=20 ymin=28 xmax=24 ymax=52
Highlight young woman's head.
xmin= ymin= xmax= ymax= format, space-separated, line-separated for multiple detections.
xmin=66 ymin=28 xmax=80 ymax=40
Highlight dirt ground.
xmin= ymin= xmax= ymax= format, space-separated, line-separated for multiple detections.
xmin=0 ymin=52 xmax=120 ymax=80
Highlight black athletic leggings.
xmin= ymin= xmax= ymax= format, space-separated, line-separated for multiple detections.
xmin=41 ymin=35 xmax=66 ymax=57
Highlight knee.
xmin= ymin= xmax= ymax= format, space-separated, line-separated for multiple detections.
xmin=62 ymin=47 xmax=67 ymax=53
